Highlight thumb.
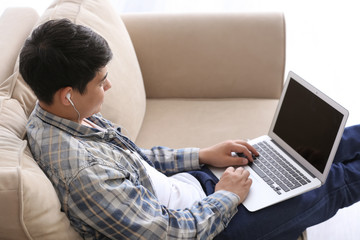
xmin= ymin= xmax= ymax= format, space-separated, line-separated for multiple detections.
xmin=226 ymin=155 xmax=249 ymax=166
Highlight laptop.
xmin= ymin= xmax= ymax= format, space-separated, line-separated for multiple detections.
xmin=210 ymin=71 xmax=349 ymax=212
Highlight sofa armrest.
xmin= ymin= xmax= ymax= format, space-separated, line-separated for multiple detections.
xmin=122 ymin=13 xmax=285 ymax=99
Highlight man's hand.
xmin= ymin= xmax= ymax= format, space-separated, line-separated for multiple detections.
xmin=215 ymin=166 xmax=252 ymax=204
xmin=199 ymin=140 xmax=258 ymax=167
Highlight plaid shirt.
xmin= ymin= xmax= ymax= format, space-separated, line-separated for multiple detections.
xmin=26 ymin=103 xmax=239 ymax=240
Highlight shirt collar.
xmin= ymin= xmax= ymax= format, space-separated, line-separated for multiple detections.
xmin=33 ymin=102 xmax=112 ymax=137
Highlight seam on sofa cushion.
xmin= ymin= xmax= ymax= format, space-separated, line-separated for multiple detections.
xmin=74 ymin=0 xmax=84 ymax=24
xmin=17 ymin=151 xmax=33 ymax=240
xmin=0 ymin=72 xmax=17 ymax=99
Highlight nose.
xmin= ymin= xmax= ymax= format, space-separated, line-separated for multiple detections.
xmin=104 ymin=78 xmax=112 ymax=91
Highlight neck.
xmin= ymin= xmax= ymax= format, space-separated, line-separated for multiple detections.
xmin=39 ymin=101 xmax=83 ymax=124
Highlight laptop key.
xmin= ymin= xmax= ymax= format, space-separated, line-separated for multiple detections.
xmin=250 ymin=164 xmax=266 ymax=178
xmin=251 ymin=141 xmax=310 ymax=194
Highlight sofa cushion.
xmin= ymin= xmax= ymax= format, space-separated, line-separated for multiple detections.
xmin=136 ymin=98 xmax=279 ymax=149
xmin=0 ymin=98 xmax=81 ymax=240
xmin=0 ymin=98 xmax=27 ymax=139
xmin=0 ymin=7 xmax=38 ymax=86
xmin=0 ymin=8 xmax=39 ymax=116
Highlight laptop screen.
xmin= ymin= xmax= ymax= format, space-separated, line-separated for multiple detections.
xmin=273 ymin=78 xmax=344 ymax=173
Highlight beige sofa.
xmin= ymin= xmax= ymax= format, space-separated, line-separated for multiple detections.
xmin=0 ymin=0 xmax=286 ymax=239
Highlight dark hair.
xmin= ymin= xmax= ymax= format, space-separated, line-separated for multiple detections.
xmin=20 ymin=18 xmax=113 ymax=104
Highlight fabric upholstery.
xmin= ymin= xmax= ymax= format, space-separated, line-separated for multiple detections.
xmin=0 ymin=102 xmax=81 ymax=239
xmin=136 ymin=98 xmax=279 ymax=149
xmin=122 ymin=13 xmax=285 ymax=99
xmin=0 ymin=8 xmax=38 ymax=116
xmin=0 ymin=8 xmax=38 ymax=91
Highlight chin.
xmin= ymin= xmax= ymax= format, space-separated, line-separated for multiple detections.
xmin=94 ymin=107 xmax=102 ymax=115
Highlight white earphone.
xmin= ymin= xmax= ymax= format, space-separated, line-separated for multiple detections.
xmin=66 ymin=92 xmax=72 ymax=103
xmin=66 ymin=92 xmax=80 ymax=121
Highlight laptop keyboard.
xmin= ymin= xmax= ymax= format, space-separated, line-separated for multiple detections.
xmin=249 ymin=141 xmax=311 ymax=195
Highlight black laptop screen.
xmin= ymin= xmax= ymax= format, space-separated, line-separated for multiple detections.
xmin=273 ymin=78 xmax=344 ymax=173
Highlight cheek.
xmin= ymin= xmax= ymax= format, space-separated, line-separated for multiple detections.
xmin=95 ymin=90 xmax=105 ymax=106
xmin=99 ymin=90 xmax=105 ymax=102
xmin=86 ymin=91 xmax=104 ymax=108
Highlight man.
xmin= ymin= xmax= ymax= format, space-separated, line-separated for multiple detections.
xmin=21 ymin=19 xmax=360 ymax=240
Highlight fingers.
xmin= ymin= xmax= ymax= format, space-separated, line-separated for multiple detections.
xmin=232 ymin=140 xmax=259 ymax=162
xmin=225 ymin=166 xmax=250 ymax=179
xmin=234 ymin=167 xmax=250 ymax=177
xmin=224 ymin=166 xmax=245 ymax=176
xmin=235 ymin=167 xmax=252 ymax=189
xmin=235 ymin=166 xmax=245 ymax=174
xmin=234 ymin=140 xmax=258 ymax=155
xmin=224 ymin=166 xmax=235 ymax=174
xmin=217 ymin=166 xmax=252 ymax=203
xmin=200 ymin=139 xmax=258 ymax=168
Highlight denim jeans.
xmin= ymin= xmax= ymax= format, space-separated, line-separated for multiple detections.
xmin=190 ymin=125 xmax=360 ymax=240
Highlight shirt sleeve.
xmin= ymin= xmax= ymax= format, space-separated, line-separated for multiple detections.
xmin=141 ymin=146 xmax=201 ymax=175
xmin=68 ymin=163 xmax=239 ymax=240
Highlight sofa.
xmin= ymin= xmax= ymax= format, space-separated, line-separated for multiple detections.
xmin=0 ymin=0 xmax=287 ymax=239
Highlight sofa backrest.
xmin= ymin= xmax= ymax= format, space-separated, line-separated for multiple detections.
xmin=0 ymin=0 xmax=146 ymax=239
xmin=122 ymin=13 xmax=285 ymax=99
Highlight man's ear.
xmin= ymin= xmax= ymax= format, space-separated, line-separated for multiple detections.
xmin=58 ymin=87 xmax=73 ymax=106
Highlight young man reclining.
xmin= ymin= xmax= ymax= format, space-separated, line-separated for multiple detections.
xmin=20 ymin=19 xmax=360 ymax=239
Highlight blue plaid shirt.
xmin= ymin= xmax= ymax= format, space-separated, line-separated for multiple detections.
xmin=26 ymin=103 xmax=239 ymax=240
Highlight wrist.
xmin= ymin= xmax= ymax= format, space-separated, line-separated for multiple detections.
xmin=199 ymin=147 xmax=209 ymax=165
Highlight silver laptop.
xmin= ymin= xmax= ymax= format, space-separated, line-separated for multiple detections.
xmin=210 ymin=71 xmax=349 ymax=212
